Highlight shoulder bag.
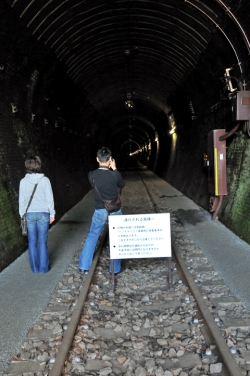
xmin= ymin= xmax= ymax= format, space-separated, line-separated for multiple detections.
xmin=21 ymin=183 xmax=38 ymax=236
xmin=90 ymin=172 xmax=121 ymax=214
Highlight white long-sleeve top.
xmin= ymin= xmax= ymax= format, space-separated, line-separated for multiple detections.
xmin=19 ymin=173 xmax=55 ymax=218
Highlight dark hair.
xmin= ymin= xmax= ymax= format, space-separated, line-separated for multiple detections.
xmin=97 ymin=146 xmax=111 ymax=162
xmin=25 ymin=156 xmax=42 ymax=173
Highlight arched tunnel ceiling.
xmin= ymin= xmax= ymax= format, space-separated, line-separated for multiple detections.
xmin=5 ymin=0 xmax=250 ymax=125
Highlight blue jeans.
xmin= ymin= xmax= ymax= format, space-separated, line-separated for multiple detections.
xmin=79 ymin=209 xmax=122 ymax=273
xmin=26 ymin=212 xmax=50 ymax=273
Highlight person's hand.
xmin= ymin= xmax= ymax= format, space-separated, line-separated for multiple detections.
xmin=109 ymin=158 xmax=117 ymax=170
xmin=50 ymin=216 xmax=55 ymax=224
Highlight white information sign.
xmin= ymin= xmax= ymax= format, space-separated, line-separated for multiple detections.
xmin=109 ymin=213 xmax=171 ymax=259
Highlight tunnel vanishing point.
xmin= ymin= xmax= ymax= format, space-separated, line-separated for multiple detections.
xmin=0 ymin=0 xmax=250 ymax=271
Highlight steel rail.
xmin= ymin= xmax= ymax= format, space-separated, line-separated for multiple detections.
xmin=172 ymin=241 xmax=243 ymax=376
xmin=49 ymin=225 xmax=108 ymax=376
xmin=138 ymin=168 xmax=243 ymax=376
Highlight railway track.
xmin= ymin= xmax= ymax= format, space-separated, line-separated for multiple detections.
xmin=138 ymin=169 xmax=243 ymax=376
xmin=3 ymin=168 xmax=250 ymax=376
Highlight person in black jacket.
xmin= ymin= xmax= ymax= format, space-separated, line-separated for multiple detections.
xmin=79 ymin=147 xmax=125 ymax=274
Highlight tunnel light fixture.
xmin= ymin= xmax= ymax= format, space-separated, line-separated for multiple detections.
xmin=130 ymin=148 xmax=143 ymax=156
xmin=155 ymin=131 xmax=159 ymax=142
xmin=124 ymin=100 xmax=134 ymax=110
xmin=169 ymin=127 xmax=176 ymax=135
xmin=225 ymin=68 xmax=237 ymax=93
xmin=11 ymin=103 xmax=18 ymax=113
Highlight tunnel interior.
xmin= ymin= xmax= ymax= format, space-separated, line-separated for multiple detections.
xmin=1 ymin=0 xmax=250 ymax=270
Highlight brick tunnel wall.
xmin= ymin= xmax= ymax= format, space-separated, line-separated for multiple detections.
xmin=161 ymin=105 xmax=250 ymax=245
xmin=156 ymin=31 xmax=250 ymax=245
xmin=0 ymin=2 xmax=98 ymax=271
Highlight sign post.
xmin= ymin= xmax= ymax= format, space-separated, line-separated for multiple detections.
xmin=109 ymin=213 xmax=172 ymax=291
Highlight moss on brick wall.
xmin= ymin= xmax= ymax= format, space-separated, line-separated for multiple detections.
xmin=220 ymin=132 xmax=250 ymax=243
xmin=0 ymin=3 xmax=99 ymax=271
xmin=0 ymin=179 xmax=26 ymax=270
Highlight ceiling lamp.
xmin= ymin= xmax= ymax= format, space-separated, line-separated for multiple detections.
xmin=125 ymin=99 xmax=134 ymax=110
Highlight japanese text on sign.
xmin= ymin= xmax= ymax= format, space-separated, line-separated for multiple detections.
xmin=109 ymin=213 xmax=171 ymax=259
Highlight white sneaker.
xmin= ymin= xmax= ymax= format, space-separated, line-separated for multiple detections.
xmin=79 ymin=268 xmax=88 ymax=275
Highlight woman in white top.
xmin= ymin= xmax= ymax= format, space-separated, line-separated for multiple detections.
xmin=19 ymin=156 xmax=55 ymax=273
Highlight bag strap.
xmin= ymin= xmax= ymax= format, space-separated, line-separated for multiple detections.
xmin=25 ymin=184 xmax=38 ymax=213
xmin=90 ymin=172 xmax=104 ymax=201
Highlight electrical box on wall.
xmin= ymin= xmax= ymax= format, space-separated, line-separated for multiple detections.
xmin=232 ymin=91 xmax=250 ymax=121
xmin=207 ymin=130 xmax=227 ymax=196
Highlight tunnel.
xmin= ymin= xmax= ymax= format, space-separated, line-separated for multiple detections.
xmin=1 ymin=0 xmax=250 ymax=271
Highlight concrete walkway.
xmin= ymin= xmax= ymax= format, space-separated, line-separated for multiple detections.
xmin=0 ymin=191 xmax=94 ymax=374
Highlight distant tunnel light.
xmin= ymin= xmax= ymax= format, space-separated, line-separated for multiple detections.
xmin=169 ymin=126 xmax=176 ymax=134
xmin=124 ymin=100 xmax=134 ymax=109
xmin=130 ymin=148 xmax=142 ymax=156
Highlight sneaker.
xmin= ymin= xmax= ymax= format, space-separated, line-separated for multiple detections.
xmin=79 ymin=268 xmax=88 ymax=275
